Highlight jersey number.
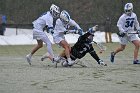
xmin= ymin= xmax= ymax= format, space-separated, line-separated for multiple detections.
xmin=125 ymin=20 xmax=134 ymax=28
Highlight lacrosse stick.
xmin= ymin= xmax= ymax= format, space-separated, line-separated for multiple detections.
xmin=122 ymin=29 xmax=140 ymax=35
xmin=64 ymin=30 xmax=75 ymax=34
xmin=92 ymin=41 xmax=106 ymax=51
xmin=127 ymin=32 xmax=140 ymax=38
xmin=74 ymin=61 xmax=87 ymax=67
xmin=127 ymin=32 xmax=138 ymax=34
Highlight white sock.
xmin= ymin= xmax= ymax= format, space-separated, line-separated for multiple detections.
xmin=67 ymin=58 xmax=71 ymax=63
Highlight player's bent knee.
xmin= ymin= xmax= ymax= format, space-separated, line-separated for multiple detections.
xmin=120 ymin=48 xmax=125 ymax=51
xmin=120 ymin=46 xmax=125 ymax=51
xmin=37 ymin=44 xmax=43 ymax=48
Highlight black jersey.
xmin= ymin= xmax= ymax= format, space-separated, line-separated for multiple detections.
xmin=70 ymin=32 xmax=100 ymax=62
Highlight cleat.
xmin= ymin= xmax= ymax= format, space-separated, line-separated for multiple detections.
xmin=26 ymin=54 xmax=32 ymax=65
xmin=61 ymin=60 xmax=75 ymax=67
xmin=110 ymin=52 xmax=115 ymax=63
xmin=53 ymin=56 xmax=61 ymax=63
xmin=68 ymin=60 xmax=75 ymax=66
xmin=100 ymin=62 xmax=107 ymax=66
xmin=67 ymin=58 xmax=75 ymax=66
xmin=98 ymin=60 xmax=107 ymax=66
xmin=133 ymin=60 xmax=140 ymax=64
xmin=61 ymin=61 xmax=69 ymax=67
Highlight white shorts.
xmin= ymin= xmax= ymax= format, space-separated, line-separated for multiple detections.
xmin=53 ymin=33 xmax=65 ymax=44
xmin=33 ymin=30 xmax=47 ymax=40
xmin=119 ymin=34 xmax=139 ymax=45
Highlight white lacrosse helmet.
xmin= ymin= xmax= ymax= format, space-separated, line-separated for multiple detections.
xmin=60 ymin=10 xmax=70 ymax=24
xmin=50 ymin=4 xmax=60 ymax=18
xmin=124 ymin=3 xmax=133 ymax=15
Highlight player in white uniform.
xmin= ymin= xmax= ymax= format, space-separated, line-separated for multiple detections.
xmin=41 ymin=10 xmax=83 ymax=66
xmin=26 ymin=4 xmax=60 ymax=65
xmin=110 ymin=3 xmax=140 ymax=64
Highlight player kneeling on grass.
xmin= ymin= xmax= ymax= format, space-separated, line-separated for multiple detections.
xmin=110 ymin=3 xmax=140 ymax=64
xmin=42 ymin=25 xmax=107 ymax=67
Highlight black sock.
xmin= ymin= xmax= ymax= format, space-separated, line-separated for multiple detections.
xmin=91 ymin=51 xmax=100 ymax=62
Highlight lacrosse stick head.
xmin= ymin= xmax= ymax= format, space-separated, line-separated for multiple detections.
xmin=96 ymin=42 xmax=107 ymax=51
xmin=92 ymin=25 xmax=99 ymax=31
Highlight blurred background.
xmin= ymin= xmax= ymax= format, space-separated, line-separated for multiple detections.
xmin=0 ymin=0 xmax=140 ymax=32
xmin=0 ymin=0 xmax=140 ymax=43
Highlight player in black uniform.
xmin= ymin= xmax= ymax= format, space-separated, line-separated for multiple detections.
xmin=58 ymin=25 xmax=107 ymax=67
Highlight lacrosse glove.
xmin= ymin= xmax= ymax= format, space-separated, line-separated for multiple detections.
xmin=117 ymin=32 xmax=126 ymax=37
xmin=75 ymin=29 xmax=83 ymax=35
xmin=64 ymin=30 xmax=68 ymax=34
xmin=47 ymin=27 xmax=54 ymax=34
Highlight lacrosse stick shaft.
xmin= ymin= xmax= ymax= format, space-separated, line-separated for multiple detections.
xmin=92 ymin=41 xmax=106 ymax=51
xmin=64 ymin=30 xmax=76 ymax=34
xmin=128 ymin=33 xmax=138 ymax=34
xmin=92 ymin=41 xmax=97 ymax=44
xmin=75 ymin=62 xmax=87 ymax=67
xmin=128 ymin=32 xmax=140 ymax=38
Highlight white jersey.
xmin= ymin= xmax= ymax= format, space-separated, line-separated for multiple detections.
xmin=117 ymin=12 xmax=140 ymax=33
xmin=53 ymin=18 xmax=81 ymax=44
xmin=53 ymin=18 xmax=81 ymax=35
xmin=32 ymin=11 xmax=53 ymax=32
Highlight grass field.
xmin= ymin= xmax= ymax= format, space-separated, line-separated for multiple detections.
xmin=0 ymin=43 xmax=140 ymax=93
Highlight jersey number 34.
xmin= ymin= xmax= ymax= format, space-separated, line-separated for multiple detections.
xmin=125 ymin=20 xmax=134 ymax=28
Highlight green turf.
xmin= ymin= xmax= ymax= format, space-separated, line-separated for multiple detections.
xmin=0 ymin=42 xmax=135 ymax=60
xmin=0 ymin=43 xmax=140 ymax=93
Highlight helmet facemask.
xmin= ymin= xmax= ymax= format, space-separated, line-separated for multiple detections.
xmin=60 ymin=10 xmax=70 ymax=24
xmin=124 ymin=8 xmax=133 ymax=15
xmin=60 ymin=17 xmax=70 ymax=24
xmin=51 ymin=10 xmax=60 ymax=18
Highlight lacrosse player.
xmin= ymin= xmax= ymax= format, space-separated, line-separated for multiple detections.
xmin=42 ymin=25 xmax=107 ymax=67
xmin=26 ymin=4 xmax=60 ymax=65
xmin=41 ymin=10 xmax=83 ymax=66
xmin=110 ymin=3 xmax=140 ymax=64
